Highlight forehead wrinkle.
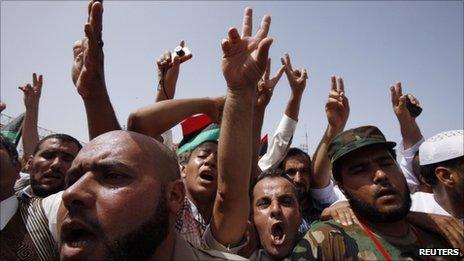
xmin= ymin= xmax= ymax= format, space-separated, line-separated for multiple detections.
xmin=254 ymin=177 xmax=295 ymax=200
xmin=89 ymin=131 xmax=180 ymax=182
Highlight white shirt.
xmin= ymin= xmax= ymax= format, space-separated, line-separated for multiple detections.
xmin=0 ymin=196 xmax=18 ymax=230
xmin=311 ymin=180 xmax=346 ymax=206
xmin=410 ymin=191 xmax=451 ymax=216
xmin=42 ymin=191 xmax=63 ymax=241
xmin=397 ymin=137 xmax=424 ymax=193
xmin=258 ymin=114 xmax=297 ymax=171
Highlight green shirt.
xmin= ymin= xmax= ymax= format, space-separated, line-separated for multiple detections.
xmin=285 ymin=219 xmax=458 ymax=261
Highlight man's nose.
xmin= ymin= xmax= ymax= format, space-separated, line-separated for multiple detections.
xmin=270 ymin=200 xmax=282 ymax=219
xmin=203 ymin=153 xmax=217 ymax=168
xmin=62 ymin=173 xmax=95 ymax=211
xmin=373 ymin=168 xmax=388 ymax=184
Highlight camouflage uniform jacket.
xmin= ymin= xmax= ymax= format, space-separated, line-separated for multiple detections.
xmin=285 ymin=219 xmax=458 ymax=261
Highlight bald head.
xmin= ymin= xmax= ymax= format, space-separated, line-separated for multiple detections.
xmin=72 ymin=130 xmax=180 ymax=185
xmin=60 ymin=131 xmax=181 ymax=261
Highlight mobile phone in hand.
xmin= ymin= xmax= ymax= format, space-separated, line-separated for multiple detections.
xmin=172 ymin=46 xmax=192 ymax=63
xmin=406 ymin=98 xmax=422 ymax=118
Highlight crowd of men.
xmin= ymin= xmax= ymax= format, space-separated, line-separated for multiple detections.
xmin=1 ymin=1 xmax=463 ymax=260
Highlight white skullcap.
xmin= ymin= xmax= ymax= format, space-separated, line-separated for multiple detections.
xmin=419 ymin=130 xmax=463 ymax=165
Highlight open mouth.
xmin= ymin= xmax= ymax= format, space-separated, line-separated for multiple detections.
xmin=270 ymin=222 xmax=286 ymax=246
xmin=61 ymin=220 xmax=96 ymax=252
xmin=199 ymin=171 xmax=214 ymax=182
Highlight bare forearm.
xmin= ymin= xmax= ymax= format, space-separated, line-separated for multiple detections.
xmin=83 ymin=92 xmax=121 ymax=140
xmin=312 ymin=125 xmax=340 ymax=188
xmin=155 ymin=85 xmax=176 ymax=102
xmin=251 ymin=107 xmax=265 ymax=182
xmin=128 ymin=97 xmax=214 ymax=138
xmin=22 ymin=105 xmax=40 ymax=158
xmin=398 ymin=117 xmax=422 ymax=149
xmin=213 ymin=88 xmax=254 ymax=245
xmin=284 ymin=93 xmax=302 ymax=121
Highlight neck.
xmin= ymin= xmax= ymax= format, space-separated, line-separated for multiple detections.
xmin=360 ymin=216 xmax=410 ymax=237
xmin=433 ymin=188 xmax=464 ymax=218
xmin=186 ymin=194 xmax=214 ymax=223
xmin=418 ymin=184 xmax=433 ymax=193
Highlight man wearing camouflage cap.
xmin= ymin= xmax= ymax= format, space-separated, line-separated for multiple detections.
xmin=286 ymin=126 xmax=455 ymax=260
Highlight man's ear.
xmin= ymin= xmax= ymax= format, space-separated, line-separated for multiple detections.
xmin=166 ymin=179 xmax=185 ymax=214
xmin=435 ymin=167 xmax=455 ymax=187
xmin=180 ymin=164 xmax=187 ymax=179
xmin=24 ymin=155 xmax=33 ymax=172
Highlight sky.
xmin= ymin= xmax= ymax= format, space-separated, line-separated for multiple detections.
xmin=1 ymin=1 xmax=463 ymax=155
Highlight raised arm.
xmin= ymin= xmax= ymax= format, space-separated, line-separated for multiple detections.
xmin=72 ymin=0 xmax=120 ymax=140
xmin=390 ymin=82 xmax=424 ymax=191
xmin=212 ymin=7 xmax=272 ymax=245
xmin=251 ymin=58 xmax=285 ymax=180
xmin=281 ymin=53 xmax=308 ymax=121
xmin=311 ymin=76 xmax=349 ymax=188
xmin=19 ymin=73 xmax=42 ymax=160
xmin=127 ymin=96 xmax=224 ymax=138
xmin=390 ymin=82 xmax=423 ymax=149
xmin=257 ymin=54 xmax=306 ymax=173
xmin=155 ymin=40 xmax=192 ymax=102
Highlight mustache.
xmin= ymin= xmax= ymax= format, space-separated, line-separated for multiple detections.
xmin=65 ymin=207 xmax=104 ymax=235
xmin=43 ymin=170 xmax=64 ymax=178
xmin=373 ymin=186 xmax=398 ymax=198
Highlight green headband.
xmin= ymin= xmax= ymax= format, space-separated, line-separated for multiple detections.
xmin=177 ymin=128 xmax=220 ymax=156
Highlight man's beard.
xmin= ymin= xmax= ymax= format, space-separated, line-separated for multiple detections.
xmin=30 ymin=176 xmax=63 ymax=198
xmin=344 ymin=185 xmax=412 ymax=223
xmin=105 ymin=189 xmax=170 ymax=261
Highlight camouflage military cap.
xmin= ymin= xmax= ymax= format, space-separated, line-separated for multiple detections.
xmin=328 ymin=125 xmax=396 ymax=164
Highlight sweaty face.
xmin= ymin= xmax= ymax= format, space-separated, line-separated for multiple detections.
xmin=252 ymin=177 xmax=301 ymax=259
xmin=29 ymin=138 xmax=80 ymax=197
xmin=183 ymin=142 xmax=218 ymax=203
xmin=59 ymin=135 xmax=168 ymax=260
xmin=339 ymin=144 xmax=411 ymax=223
xmin=284 ymin=155 xmax=311 ymax=196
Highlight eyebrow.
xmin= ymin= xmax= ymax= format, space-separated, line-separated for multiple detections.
xmin=40 ymin=149 xmax=76 ymax=158
xmin=278 ymin=193 xmax=295 ymax=199
xmin=67 ymin=160 xmax=135 ymax=180
xmin=347 ymin=155 xmax=394 ymax=171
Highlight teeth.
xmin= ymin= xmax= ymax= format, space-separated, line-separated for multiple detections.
xmin=69 ymin=240 xmax=89 ymax=248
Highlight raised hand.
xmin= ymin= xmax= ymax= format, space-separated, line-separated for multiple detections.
xmin=156 ymin=40 xmax=192 ymax=100
xmin=221 ymin=8 xmax=273 ymax=90
xmin=281 ymin=53 xmax=308 ymax=96
xmin=390 ymin=82 xmax=420 ymax=121
xmin=256 ymin=58 xmax=285 ymax=109
xmin=325 ymin=76 xmax=350 ymax=133
xmin=18 ymin=73 xmax=43 ymax=109
xmin=72 ymin=0 xmax=105 ymax=99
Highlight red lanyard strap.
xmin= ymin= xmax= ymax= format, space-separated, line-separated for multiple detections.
xmin=358 ymin=218 xmax=392 ymax=261
xmin=358 ymin=217 xmax=432 ymax=261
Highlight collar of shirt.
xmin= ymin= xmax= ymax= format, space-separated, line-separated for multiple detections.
xmin=186 ymin=197 xmax=207 ymax=227
xmin=1 ymin=195 xmax=18 ymax=230
xmin=18 ymin=185 xmax=34 ymax=201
